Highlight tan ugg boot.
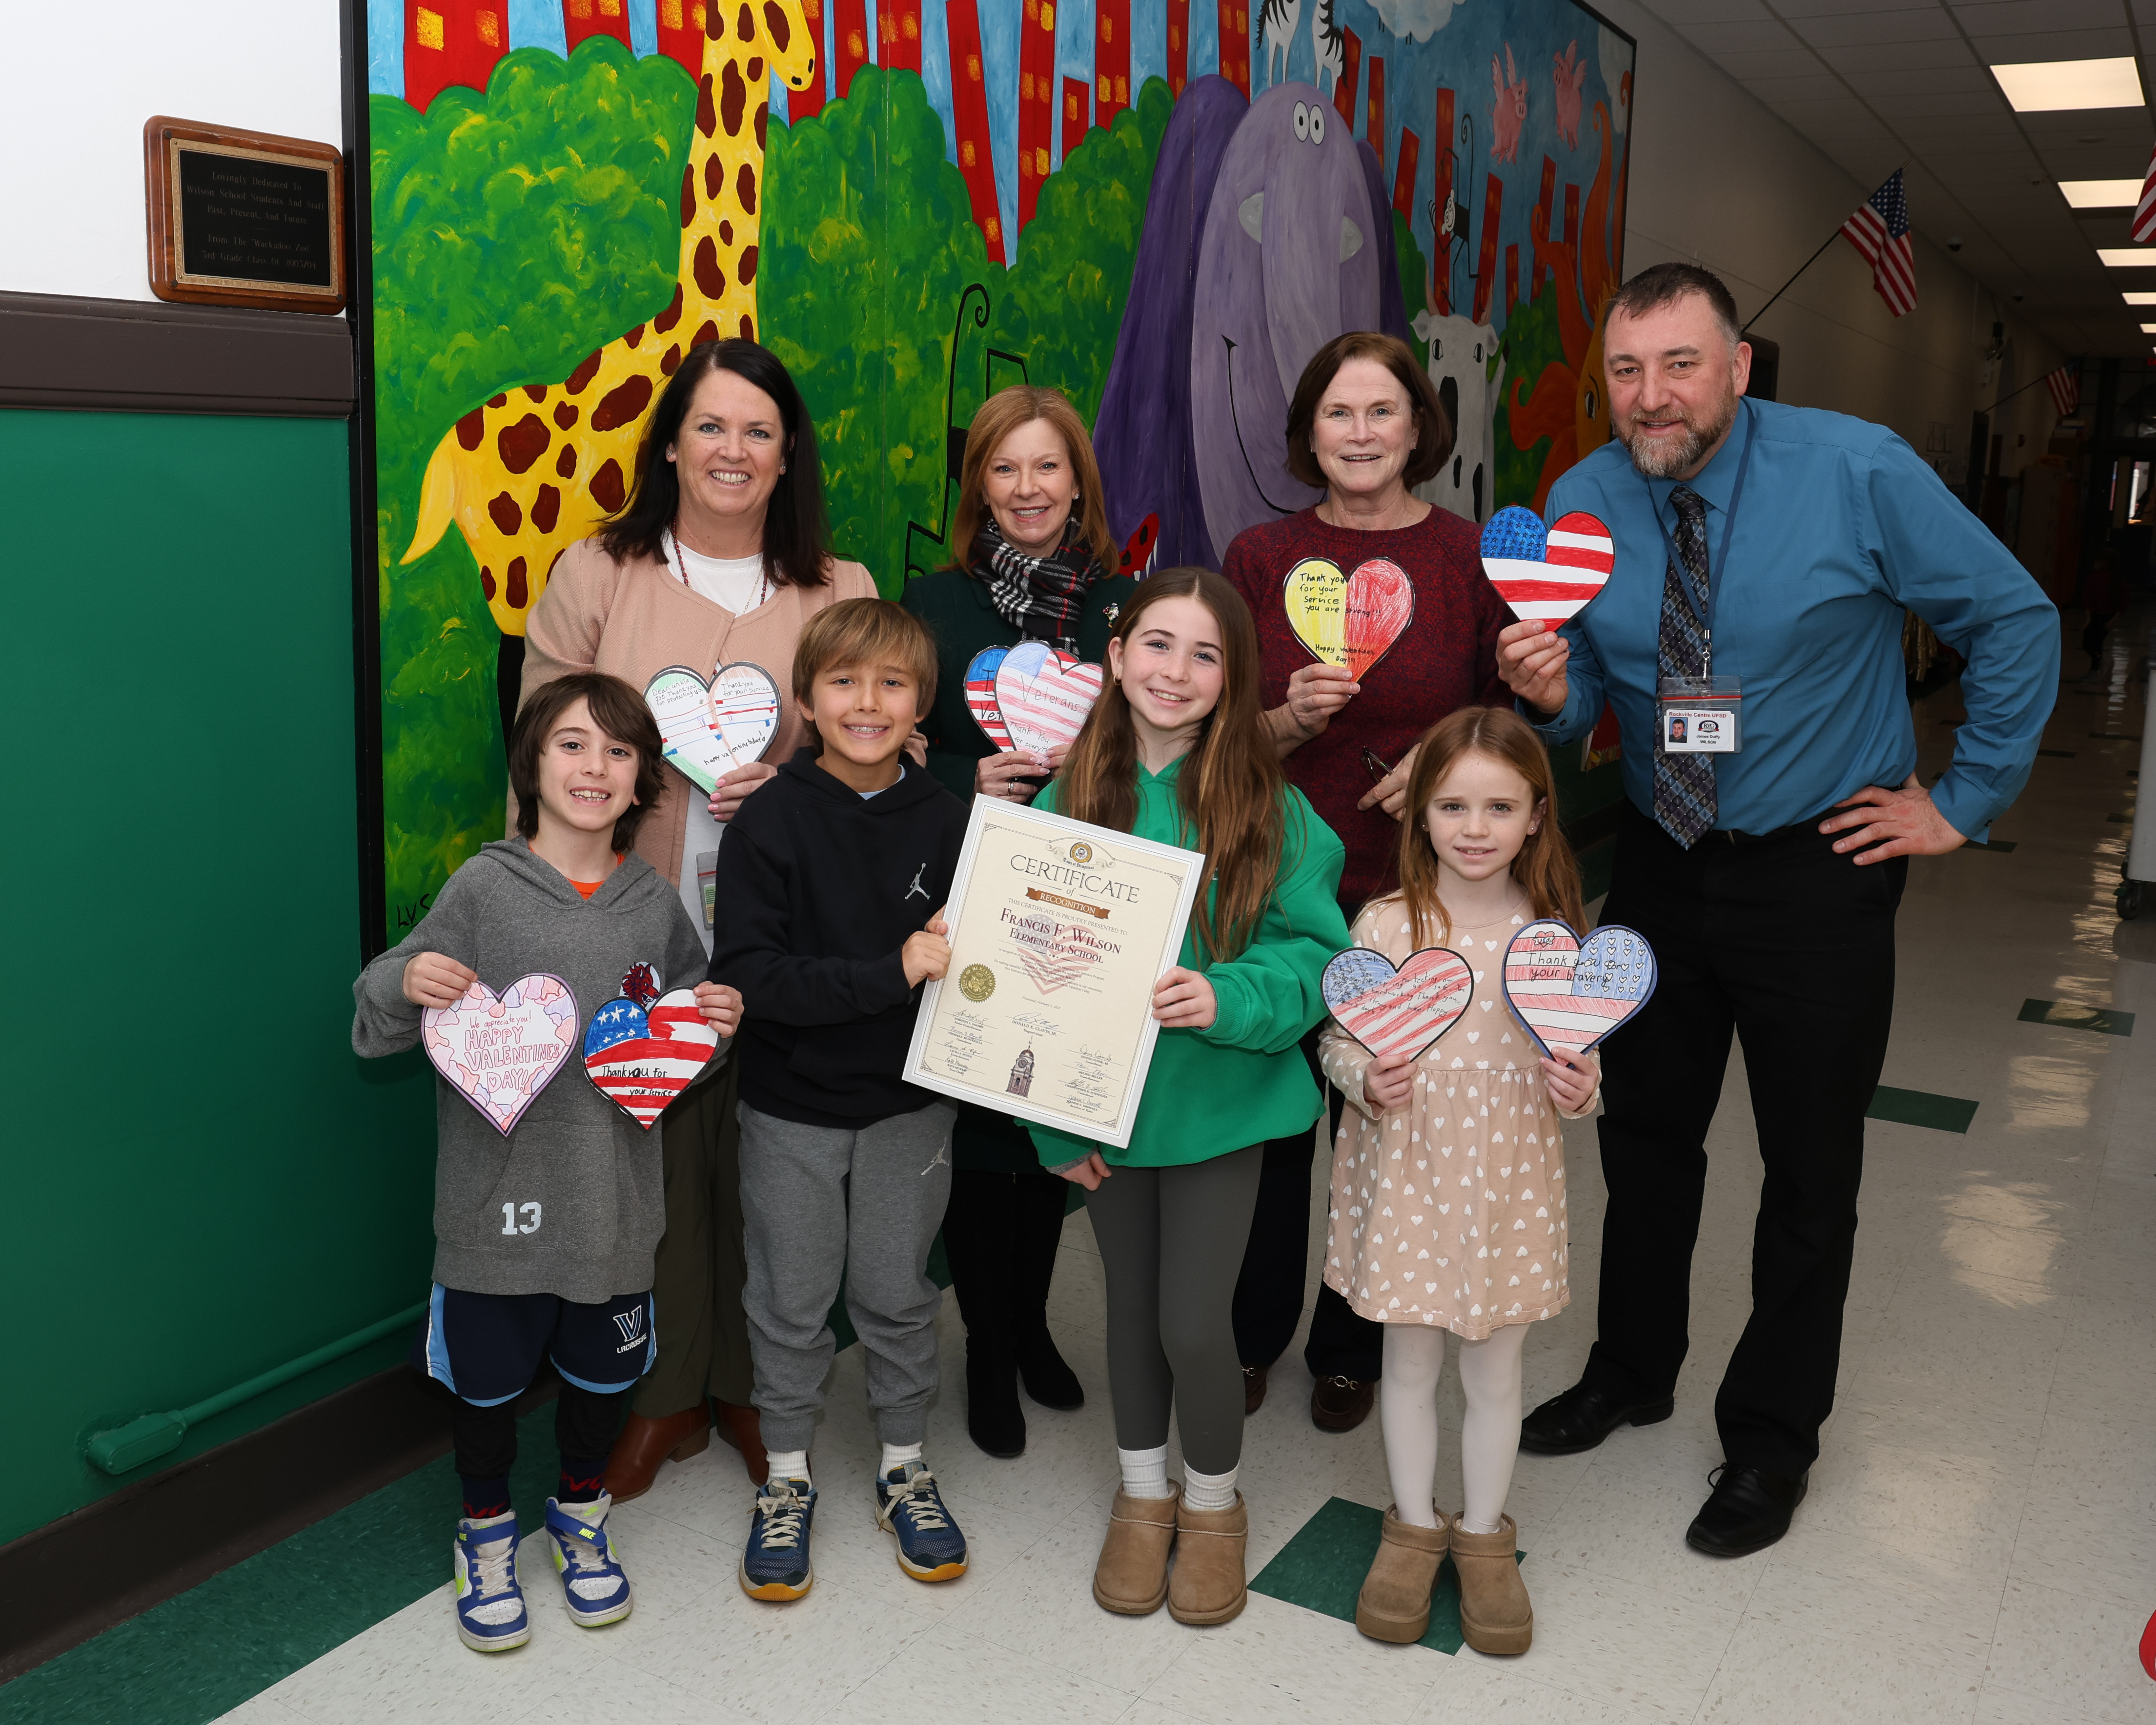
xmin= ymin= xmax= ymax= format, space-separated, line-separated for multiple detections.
xmin=1354 ymin=1506 xmax=1451 ymax=1643
xmin=1168 ymin=1492 xmax=1248 ymax=1626
xmin=1451 ymin=1513 xmax=1533 ymax=1655
xmin=1093 ymin=1485 xmax=1179 ymax=1615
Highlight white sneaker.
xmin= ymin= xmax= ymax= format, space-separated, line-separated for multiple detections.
xmin=545 ymin=1493 xmax=634 ymax=1627
xmin=452 ymin=1511 xmax=530 ymax=1652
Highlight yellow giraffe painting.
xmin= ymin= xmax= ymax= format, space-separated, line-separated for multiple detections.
xmin=401 ymin=0 xmax=817 ymax=633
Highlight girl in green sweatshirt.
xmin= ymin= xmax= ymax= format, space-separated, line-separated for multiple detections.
xmin=1029 ymin=568 xmax=1350 ymax=1627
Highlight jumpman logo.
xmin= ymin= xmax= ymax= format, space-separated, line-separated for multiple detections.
xmin=921 ymin=1139 xmax=950 ymax=1175
xmin=905 ymin=864 xmax=929 ymax=901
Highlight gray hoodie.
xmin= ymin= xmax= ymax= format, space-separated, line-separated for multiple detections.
xmin=353 ymin=838 xmax=725 ymax=1302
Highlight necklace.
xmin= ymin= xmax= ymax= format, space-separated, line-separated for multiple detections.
xmin=670 ymin=525 xmax=770 ymax=614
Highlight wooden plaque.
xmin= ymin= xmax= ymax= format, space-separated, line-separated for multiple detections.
xmin=144 ymin=117 xmax=346 ymax=314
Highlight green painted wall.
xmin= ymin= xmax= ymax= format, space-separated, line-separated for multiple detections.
xmin=0 ymin=409 xmax=436 ymax=1549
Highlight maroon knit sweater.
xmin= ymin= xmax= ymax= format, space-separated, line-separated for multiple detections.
xmin=1222 ymin=506 xmax=1513 ymax=911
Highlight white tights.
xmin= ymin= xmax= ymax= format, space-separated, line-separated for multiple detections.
xmin=1379 ymin=1323 xmax=1527 ymax=1536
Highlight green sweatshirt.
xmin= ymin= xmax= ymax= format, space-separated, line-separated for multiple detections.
xmin=1028 ymin=757 xmax=1351 ymax=1170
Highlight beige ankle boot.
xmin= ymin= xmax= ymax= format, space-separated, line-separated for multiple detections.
xmin=1354 ymin=1506 xmax=1450 ymax=1643
xmin=1168 ymin=1492 xmax=1248 ymax=1625
xmin=1093 ymin=1485 xmax=1179 ymax=1615
xmin=1451 ymin=1513 xmax=1532 ymax=1654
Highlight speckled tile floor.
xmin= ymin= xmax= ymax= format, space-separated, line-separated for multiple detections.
xmin=34 ymin=618 xmax=2156 ymax=1725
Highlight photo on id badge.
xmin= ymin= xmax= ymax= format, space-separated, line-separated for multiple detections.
xmin=1657 ymin=678 xmax=1741 ymax=755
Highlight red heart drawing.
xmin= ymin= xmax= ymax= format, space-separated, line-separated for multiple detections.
xmin=424 ymin=974 xmax=580 ymax=1136
xmin=1323 ymin=946 xmax=1474 ymax=1061
xmin=1283 ymin=556 xmax=1416 ymax=678
xmin=582 ymin=987 xmax=720 ymax=1130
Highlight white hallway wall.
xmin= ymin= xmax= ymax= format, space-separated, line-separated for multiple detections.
xmin=1597 ymin=0 xmax=2068 ymax=486
xmin=0 ymin=0 xmax=346 ymax=306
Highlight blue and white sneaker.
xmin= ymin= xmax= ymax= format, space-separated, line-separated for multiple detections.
xmin=544 ymin=1494 xmax=634 ymax=1627
xmin=452 ymin=1511 xmax=530 ymax=1652
xmin=740 ymin=1477 xmax=817 ymax=1602
xmin=875 ymin=1462 xmax=969 ymax=1582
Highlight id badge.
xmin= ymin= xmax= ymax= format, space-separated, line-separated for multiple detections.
xmin=1656 ymin=676 xmax=1742 ymax=755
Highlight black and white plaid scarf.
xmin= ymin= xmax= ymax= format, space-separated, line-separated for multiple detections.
xmin=974 ymin=516 xmax=1103 ymax=652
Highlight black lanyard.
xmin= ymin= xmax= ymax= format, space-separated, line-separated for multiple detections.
xmin=1644 ymin=399 xmax=1755 ymax=675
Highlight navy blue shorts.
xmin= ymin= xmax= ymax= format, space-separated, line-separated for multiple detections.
xmin=413 ymin=1284 xmax=656 ymax=1406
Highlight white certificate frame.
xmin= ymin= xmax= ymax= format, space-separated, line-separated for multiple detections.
xmin=903 ymin=797 xmax=1206 ymax=1149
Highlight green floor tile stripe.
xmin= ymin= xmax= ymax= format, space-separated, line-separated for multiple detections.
xmin=1249 ymin=1496 xmax=1521 ymax=1657
xmin=0 ymin=1403 xmax=570 ymax=1725
xmin=1867 ymin=1085 xmax=1978 ymax=1133
xmin=2018 ymin=998 xmax=2136 ymax=1036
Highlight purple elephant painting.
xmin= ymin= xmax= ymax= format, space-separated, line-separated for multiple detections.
xmin=1095 ymin=77 xmax=1410 ymax=573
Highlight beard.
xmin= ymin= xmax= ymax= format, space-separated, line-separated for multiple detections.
xmin=1618 ymin=385 xmax=1739 ymax=478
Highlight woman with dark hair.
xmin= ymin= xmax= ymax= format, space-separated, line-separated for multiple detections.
xmin=901 ymin=385 xmax=1135 ymax=1461
xmin=521 ymin=339 xmax=876 ymax=1500
xmin=1219 ymin=331 xmax=1514 ymax=1437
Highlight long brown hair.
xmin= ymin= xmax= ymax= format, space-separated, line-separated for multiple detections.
xmin=1390 ymin=707 xmax=1584 ymax=946
xmin=1056 ymin=569 xmax=1291 ymax=962
xmin=949 ymin=386 xmax=1115 ymax=573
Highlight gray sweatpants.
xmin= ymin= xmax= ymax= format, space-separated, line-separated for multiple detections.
xmin=738 ymin=1098 xmax=957 ymax=1452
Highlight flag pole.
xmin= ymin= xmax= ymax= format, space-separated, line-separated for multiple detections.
xmin=1741 ymin=162 xmax=1909 ymax=335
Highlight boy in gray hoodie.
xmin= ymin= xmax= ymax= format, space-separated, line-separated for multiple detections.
xmin=354 ymin=673 xmax=741 ymax=1653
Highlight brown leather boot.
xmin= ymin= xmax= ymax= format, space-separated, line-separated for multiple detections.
xmin=711 ymin=1397 xmax=768 ymax=1485
xmin=1452 ymin=1513 xmax=1533 ymax=1655
xmin=602 ymin=1405 xmax=709 ymax=1502
xmin=1167 ymin=1492 xmax=1248 ymax=1626
xmin=1354 ymin=1506 xmax=1450 ymax=1643
xmin=1093 ymin=1485 xmax=1179 ymax=1615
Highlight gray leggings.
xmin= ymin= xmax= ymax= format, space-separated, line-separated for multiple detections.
xmin=1084 ymin=1145 xmax=1263 ymax=1475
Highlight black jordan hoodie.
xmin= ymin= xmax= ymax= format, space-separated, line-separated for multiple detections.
xmin=711 ymin=747 xmax=968 ymax=1127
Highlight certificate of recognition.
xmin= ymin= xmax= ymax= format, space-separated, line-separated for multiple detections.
xmin=903 ymin=798 xmax=1206 ymax=1149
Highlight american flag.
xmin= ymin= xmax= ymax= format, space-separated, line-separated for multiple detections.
xmin=2044 ymin=364 xmax=2081 ymax=419
xmin=2135 ymin=145 xmax=2156 ymax=243
xmin=1322 ymin=946 xmax=1474 ymax=1062
xmin=582 ymin=989 xmax=717 ymax=1129
xmin=1841 ymin=170 xmax=1916 ymax=318
xmin=1501 ymin=921 xmax=1657 ymax=1059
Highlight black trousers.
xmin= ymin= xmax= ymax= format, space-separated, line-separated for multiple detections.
xmin=1231 ymin=1028 xmax=1385 ymax=1382
xmin=1583 ymin=801 xmax=1905 ymax=1477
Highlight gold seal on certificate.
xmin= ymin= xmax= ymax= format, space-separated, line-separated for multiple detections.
xmin=903 ymin=798 xmax=1206 ymax=1149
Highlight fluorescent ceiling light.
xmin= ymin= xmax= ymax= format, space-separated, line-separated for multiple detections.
xmin=2128 ymin=292 xmax=2156 ymax=305
xmin=2142 ymin=323 xmax=2156 ymax=332
xmin=2062 ymin=179 xmax=2145 ymax=207
xmin=1991 ymin=57 xmax=2143 ymax=111
xmin=2098 ymin=248 xmax=2156 ymax=266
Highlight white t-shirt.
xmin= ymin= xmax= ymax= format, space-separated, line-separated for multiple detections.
xmin=661 ymin=530 xmax=769 ymax=615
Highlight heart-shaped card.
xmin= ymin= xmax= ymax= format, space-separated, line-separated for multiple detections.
xmin=995 ymin=640 xmax=1106 ymax=756
xmin=1481 ymin=507 xmax=1614 ymax=633
xmin=583 ymin=987 xmax=720 ymax=1130
xmin=1323 ymin=946 xmax=1474 ymax=1062
xmin=1501 ymin=918 xmax=1657 ymax=1058
xmin=645 ymin=661 xmax=782 ymax=794
xmin=1283 ymin=556 xmax=1415 ymax=678
xmin=964 ymin=646 xmax=1015 ymax=750
xmin=424 ymin=974 xmax=580 ymax=1136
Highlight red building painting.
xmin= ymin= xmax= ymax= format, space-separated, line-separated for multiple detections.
xmin=1018 ymin=0 xmax=1056 ymax=231
xmin=1218 ymin=2 xmax=1248 ymax=97
xmin=945 ymin=0 xmax=1004 ymax=264
xmin=1472 ymin=173 xmax=1503 ymax=324
xmin=1333 ymin=28 xmax=1360 ymax=125
xmin=1167 ymin=0 xmax=1190 ymax=95
xmin=1365 ymin=55 xmax=1385 ymax=171
xmin=1061 ymin=76 xmax=1090 ymax=165
xmin=1431 ymin=86 xmax=1455 ymax=314
xmin=403 ymin=0 xmax=509 ymax=111
xmin=654 ymin=0 xmax=703 ymax=78
xmin=1096 ymin=0 xmax=1131 ymax=130
xmin=834 ymin=0 xmax=869 ymax=99
xmin=790 ymin=0 xmax=828 ymax=118
xmin=560 ymin=0 xmax=630 ymax=58
xmin=1392 ymin=130 xmax=1419 ymax=220
xmin=880 ymin=0 xmax=922 ymax=74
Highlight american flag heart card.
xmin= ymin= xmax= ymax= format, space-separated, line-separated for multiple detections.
xmin=582 ymin=987 xmax=719 ymax=1130
xmin=964 ymin=646 xmax=1015 ymax=751
xmin=1322 ymin=945 xmax=1475 ymax=1062
xmin=1501 ymin=919 xmax=1657 ymax=1058
xmin=1481 ymin=507 xmax=1615 ymax=632
xmin=424 ymin=974 xmax=579 ymax=1136
xmin=995 ymin=640 xmax=1106 ymax=757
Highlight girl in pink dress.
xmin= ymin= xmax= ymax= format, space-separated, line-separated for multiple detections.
xmin=1319 ymin=708 xmax=1601 ymax=1656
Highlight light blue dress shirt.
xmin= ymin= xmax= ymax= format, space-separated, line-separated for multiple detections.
xmin=1530 ymin=397 xmax=2059 ymax=840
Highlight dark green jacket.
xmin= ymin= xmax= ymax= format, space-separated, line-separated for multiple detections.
xmin=901 ymin=564 xmax=1136 ymax=1171
xmin=901 ymin=566 xmax=1139 ymax=803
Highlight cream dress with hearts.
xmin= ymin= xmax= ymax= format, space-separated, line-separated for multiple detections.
xmin=1320 ymin=900 xmax=1596 ymax=1339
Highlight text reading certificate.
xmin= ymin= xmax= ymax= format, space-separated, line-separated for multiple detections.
xmin=903 ymin=799 xmax=1205 ymax=1149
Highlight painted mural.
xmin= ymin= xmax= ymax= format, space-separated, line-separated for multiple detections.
xmin=368 ymin=0 xmax=1634 ymax=932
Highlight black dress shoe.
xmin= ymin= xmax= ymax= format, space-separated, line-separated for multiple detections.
xmin=1686 ymin=1465 xmax=1807 ymax=1557
xmin=1518 ymin=1381 xmax=1676 ymax=1456
xmin=966 ymin=1354 xmax=1026 ymax=1458
xmin=1311 ymin=1375 xmax=1375 ymax=1433
xmin=1242 ymin=1363 xmax=1267 ymax=1416
xmin=1016 ymin=1332 xmax=1084 ymax=1411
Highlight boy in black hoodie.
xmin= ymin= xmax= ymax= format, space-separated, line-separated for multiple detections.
xmin=713 ymin=598 xmax=971 ymax=1602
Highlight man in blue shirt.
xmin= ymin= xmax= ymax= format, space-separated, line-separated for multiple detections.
xmin=1495 ymin=263 xmax=2057 ymax=1558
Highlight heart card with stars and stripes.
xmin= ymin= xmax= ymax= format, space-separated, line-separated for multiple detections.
xmin=1480 ymin=506 xmax=1615 ymax=632
xmin=963 ymin=646 xmax=1015 ymax=751
xmin=582 ymin=986 xmax=719 ymax=1130
xmin=1500 ymin=919 xmax=1657 ymax=1059
xmin=1322 ymin=945 xmax=1475 ymax=1063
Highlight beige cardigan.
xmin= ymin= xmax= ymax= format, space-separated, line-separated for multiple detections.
xmin=517 ymin=537 xmax=877 ymax=885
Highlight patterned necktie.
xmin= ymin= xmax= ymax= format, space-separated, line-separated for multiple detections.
xmin=1651 ymin=486 xmax=1718 ymax=847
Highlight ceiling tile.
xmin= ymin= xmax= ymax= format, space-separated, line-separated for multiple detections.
xmin=1968 ymin=28 xmax=2138 ymax=56
xmin=1710 ymin=47 xmax=1833 ymax=79
xmin=1769 ymin=0 xmax=1938 ymax=15
xmin=1953 ymin=1 xmax=2129 ymax=32
xmin=1814 ymin=41 xmax=1982 ymax=74
xmin=1895 ymin=90 xmax=2022 ymax=116
xmin=1843 ymin=66 xmax=2004 ymax=98
xmin=1790 ymin=10 xmax=1963 ymax=49
xmin=1739 ymin=72 xmax=1850 ymax=100
xmin=1634 ymin=0 xmax=1771 ymax=22
xmin=1671 ymin=19 xmax=1806 ymax=52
